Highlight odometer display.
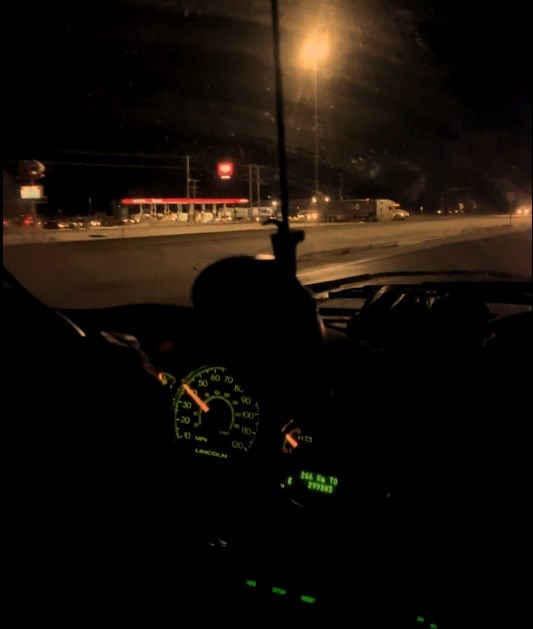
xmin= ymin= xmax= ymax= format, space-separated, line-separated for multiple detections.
xmin=172 ymin=366 xmax=260 ymax=460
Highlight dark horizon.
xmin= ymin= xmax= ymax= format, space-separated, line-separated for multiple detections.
xmin=2 ymin=0 xmax=531 ymax=213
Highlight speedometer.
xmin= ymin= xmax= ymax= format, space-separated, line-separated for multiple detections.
xmin=171 ymin=366 xmax=260 ymax=460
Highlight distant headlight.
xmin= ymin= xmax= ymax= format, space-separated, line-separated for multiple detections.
xmin=394 ymin=210 xmax=409 ymax=219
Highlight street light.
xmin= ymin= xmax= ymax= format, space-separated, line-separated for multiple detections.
xmin=301 ymin=35 xmax=328 ymax=195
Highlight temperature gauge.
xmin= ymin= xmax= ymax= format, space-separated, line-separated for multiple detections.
xmin=281 ymin=419 xmax=313 ymax=454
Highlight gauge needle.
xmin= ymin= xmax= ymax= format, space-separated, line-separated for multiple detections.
xmin=182 ymin=383 xmax=210 ymax=413
xmin=285 ymin=433 xmax=299 ymax=449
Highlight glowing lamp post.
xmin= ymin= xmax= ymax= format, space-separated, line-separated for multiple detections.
xmin=301 ymin=36 xmax=328 ymax=195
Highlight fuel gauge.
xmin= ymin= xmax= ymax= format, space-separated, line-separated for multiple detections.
xmin=281 ymin=419 xmax=314 ymax=454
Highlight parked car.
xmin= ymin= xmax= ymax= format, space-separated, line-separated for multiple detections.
xmin=100 ymin=216 xmax=127 ymax=227
xmin=42 ymin=219 xmax=71 ymax=229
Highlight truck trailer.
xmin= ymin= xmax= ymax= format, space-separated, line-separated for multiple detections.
xmin=289 ymin=197 xmax=401 ymax=222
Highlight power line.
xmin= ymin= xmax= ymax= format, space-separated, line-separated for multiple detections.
xmin=15 ymin=160 xmax=184 ymax=170
xmin=37 ymin=149 xmax=192 ymax=160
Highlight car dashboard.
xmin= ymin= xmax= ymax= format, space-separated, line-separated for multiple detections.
xmin=4 ymin=265 xmax=530 ymax=626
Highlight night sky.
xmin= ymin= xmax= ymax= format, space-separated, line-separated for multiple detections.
xmin=2 ymin=0 xmax=531 ymax=212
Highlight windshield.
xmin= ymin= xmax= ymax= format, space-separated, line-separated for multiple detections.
xmin=4 ymin=5 xmax=532 ymax=624
xmin=3 ymin=0 xmax=531 ymax=308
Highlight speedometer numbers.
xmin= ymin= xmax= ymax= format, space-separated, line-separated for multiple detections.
xmin=171 ymin=366 xmax=260 ymax=460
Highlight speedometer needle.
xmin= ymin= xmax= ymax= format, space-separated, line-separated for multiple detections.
xmin=182 ymin=383 xmax=210 ymax=413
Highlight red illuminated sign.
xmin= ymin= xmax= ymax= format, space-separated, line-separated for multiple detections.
xmin=217 ymin=162 xmax=234 ymax=179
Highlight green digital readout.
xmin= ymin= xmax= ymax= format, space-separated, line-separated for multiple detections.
xmin=300 ymin=595 xmax=316 ymax=604
xmin=300 ymin=470 xmax=339 ymax=495
xmin=280 ymin=471 xmax=340 ymax=497
xmin=244 ymin=579 xmax=318 ymax=606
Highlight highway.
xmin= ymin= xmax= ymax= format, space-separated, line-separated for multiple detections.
xmin=4 ymin=215 xmax=531 ymax=308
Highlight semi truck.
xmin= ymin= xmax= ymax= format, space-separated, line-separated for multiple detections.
xmin=289 ymin=197 xmax=403 ymax=222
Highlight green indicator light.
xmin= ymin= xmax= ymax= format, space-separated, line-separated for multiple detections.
xmin=287 ymin=476 xmax=293 ymax=486
xmin=300 ymin=595 xmax=316 ymax=604
xmin=245 ymin=580 xmax=257 ymax=588
xmin=272 ymin=587 xmax=287 ymax=596
xmin=429 ymin=624 xmax=438 ymax=629
xmin=416 ymin=617 xmax=425 ymax=623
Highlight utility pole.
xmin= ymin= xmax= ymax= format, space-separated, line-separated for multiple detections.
xmin=185 ymin=155 xmax=190 ymax=198
xmin=338 ymin=172 xmax=343 ymax=199
xmin=313 ymin=61 xmax=319 ymax=195
xmin=255 ymin=165 xmax=261 ymax=209
xmin=190 ymin=179 xmax=199 ymax=198
xmin=248 ymin=164 xmax=254 ymax=210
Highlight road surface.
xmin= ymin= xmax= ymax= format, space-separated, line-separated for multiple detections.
xmin=300 ymin=228 xmax=532 ymax=289
xmin=4 ymin=216 xmax=531 ymax=308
